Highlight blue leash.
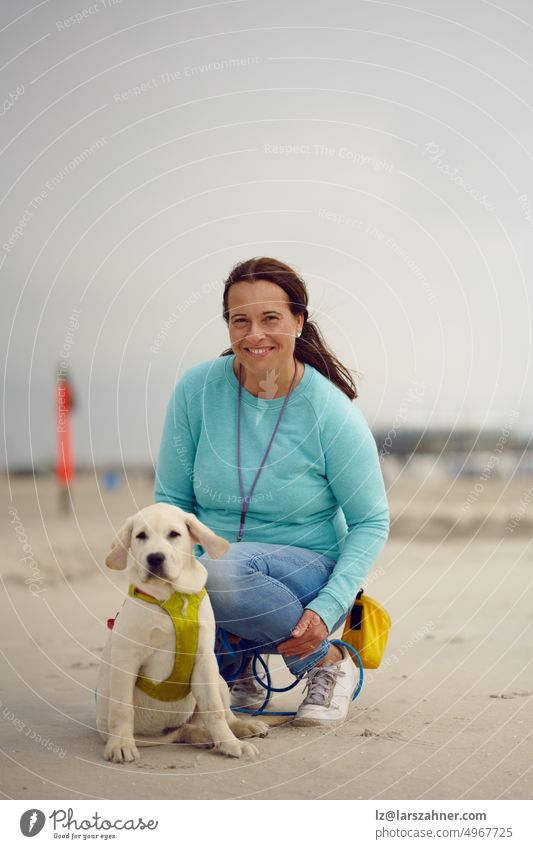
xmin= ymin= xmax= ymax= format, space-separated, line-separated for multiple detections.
xmin=214 ymin=627 xmax=364 ymax=717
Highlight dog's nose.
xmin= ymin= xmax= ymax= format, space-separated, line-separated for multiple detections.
xmin=146 ymin=552 xmax=165 ymax=573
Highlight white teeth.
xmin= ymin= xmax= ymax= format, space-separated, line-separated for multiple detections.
xmin=247 ymin=347 xmax=273 ymax=353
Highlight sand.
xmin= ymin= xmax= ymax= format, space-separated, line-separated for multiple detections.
xmin=1 ymin=466 xmax=532 ymax=800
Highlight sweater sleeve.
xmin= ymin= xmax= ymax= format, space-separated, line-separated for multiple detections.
xmin=153 ymin=376 xmax=198 ymax=514
xmin=305 ymin=400 xmax=390 ymax=632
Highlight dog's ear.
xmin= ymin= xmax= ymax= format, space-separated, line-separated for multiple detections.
xmin=183 ymin=513 xmax=230 ymax=560
xmin=105 ymin=514 xmax=136 ymax=570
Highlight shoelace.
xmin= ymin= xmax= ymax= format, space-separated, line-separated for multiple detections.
xmin=302 ymin=664 xmax=346 ymax=706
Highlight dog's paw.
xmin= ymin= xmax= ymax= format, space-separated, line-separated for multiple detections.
xmin=231 ymin=718 xmax=269 ymax=739
xmin=216 ymin=739 xmax=260 ymax=758
xmin=104 ymin=737 xmax=139 ymax=763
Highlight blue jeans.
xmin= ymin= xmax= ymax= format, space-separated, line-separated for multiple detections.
xmin=199 ymin=541 xmax=347 ymax=678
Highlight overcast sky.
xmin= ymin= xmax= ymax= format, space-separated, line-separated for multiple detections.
xmin=2 ymin=0 xmax=532 ymax=467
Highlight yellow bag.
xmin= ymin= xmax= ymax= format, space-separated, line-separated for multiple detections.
xmin=341 ymin=589 xmax=391 ymax=669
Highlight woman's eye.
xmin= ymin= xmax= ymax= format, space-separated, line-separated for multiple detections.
xmin=168 ymin=530 xmax=181 ymax=538
xmin=136 ymin=531 xmax=147 ymax=540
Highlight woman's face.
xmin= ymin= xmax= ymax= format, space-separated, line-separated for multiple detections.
xmin=227 ymin=279 xmax=303 ymax=373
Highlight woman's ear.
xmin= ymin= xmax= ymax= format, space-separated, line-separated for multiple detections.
xmin=184 ymin=513 xmax=230 ymax=559
xmin=105 ymin=514 xmax=136 ymax=570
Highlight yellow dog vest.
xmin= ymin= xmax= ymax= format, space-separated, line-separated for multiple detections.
xmin=128 ymin=584 xmax=206 ymax=702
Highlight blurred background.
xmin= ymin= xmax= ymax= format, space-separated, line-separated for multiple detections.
xmin=1 ymin=0 xmax=533 ymax=801
xmin=2 ymin=0 xmax=532 ymax=545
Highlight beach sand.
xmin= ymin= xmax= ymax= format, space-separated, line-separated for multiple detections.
xmin=1 ymin=467 xmax=532 ymax=800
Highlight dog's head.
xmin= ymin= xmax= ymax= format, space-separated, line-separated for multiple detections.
xmin=104 ymin=503 xmax=230 ymax=595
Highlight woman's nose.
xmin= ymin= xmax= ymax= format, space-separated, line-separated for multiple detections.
xmin=246 ymin=324 xmax=267 ymax=341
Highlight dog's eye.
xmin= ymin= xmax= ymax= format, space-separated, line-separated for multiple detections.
xmin=136 ymin=531 xmax=148 ymax=540
xmin=168 ymin=530 xmax=181 ymax=538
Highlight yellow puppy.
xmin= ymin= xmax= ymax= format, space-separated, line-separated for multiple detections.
xmin=95 ymin=503 xmax=267 ymax=762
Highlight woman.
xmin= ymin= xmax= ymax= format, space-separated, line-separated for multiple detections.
xmin=154 ymin=257 xmax=389 ymax=726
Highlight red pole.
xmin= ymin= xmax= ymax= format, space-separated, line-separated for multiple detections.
xmin=56 ymin=377 xmax=73 ymax=509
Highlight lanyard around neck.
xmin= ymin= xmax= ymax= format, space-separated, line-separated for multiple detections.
xmin=236 ymin=356 xmax=298 ymax=542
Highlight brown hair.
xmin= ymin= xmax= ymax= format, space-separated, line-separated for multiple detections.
xmin=220 ymin=257 xmax=358 ymax=400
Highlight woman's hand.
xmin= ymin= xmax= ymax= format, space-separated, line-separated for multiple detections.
xmin=277 ymin=609 xmax=329 ymax=659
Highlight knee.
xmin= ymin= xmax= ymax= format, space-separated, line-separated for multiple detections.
xmin=200 ymin=543 xmax=254 ymax=594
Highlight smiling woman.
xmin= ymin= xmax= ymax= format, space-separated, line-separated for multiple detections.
xmin=154 ymin=257 xmax=390 ymax=726
xmin=225 ymin=279 xmax=304 ymax=398
xmin=219 ymin=257 xmax=357 ymax=401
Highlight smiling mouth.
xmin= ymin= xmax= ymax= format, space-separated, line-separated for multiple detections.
xmin=244 ymin=346 xmax=275 ymax=357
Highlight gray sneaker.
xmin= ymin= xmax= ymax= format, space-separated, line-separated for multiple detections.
xmin=230 ymin=661 xmax=266 ymax=710
xmin=292 ymin=646 xmax=358 ymax=726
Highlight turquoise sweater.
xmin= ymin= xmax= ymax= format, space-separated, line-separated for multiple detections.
xmin=154 ymin=354 xmax=389 ymax=632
